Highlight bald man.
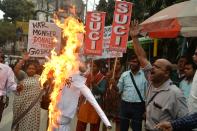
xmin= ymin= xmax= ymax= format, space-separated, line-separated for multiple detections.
xmin=130 ymin=21 xmax=188 ymax=131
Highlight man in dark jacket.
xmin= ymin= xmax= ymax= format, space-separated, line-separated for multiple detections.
xmin=155 ymin=112 xmax=197 ymax=131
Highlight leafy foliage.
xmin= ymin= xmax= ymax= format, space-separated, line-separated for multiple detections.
xmin=96 ymin=0 xmax=115 ymax=26
xmin=0 ymin=0 xmax=35 ymax=22
xmin=96 ymin=0 xmax=188 ymax=25
xmin=127 ymin=0 xmax=145 ymax=21
xmin=96 ymin=0 xmax=107 ymax=12
xmin=95 ymin=0 xmax=190 ymax=61
xmin=0 ymin=20 xmax=16 ymax=45
xmin=144 ymin=0 xmax=188 ymax=17
xmin=105 ymin=0 xmax=115 ymax=26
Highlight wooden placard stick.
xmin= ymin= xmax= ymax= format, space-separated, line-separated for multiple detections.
xmin=109 ymin=56 xmax=118 ymax=90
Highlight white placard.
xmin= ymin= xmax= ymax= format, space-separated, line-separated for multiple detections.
xmin=27 ymin=20 xmax=61 ymax=57
xmin=94 ymin=26 xmax=123 ymax=60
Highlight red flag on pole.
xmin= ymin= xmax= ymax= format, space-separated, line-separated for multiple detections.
xmin=84 ymin=11 xmax=106 ymax=56
xmin=109 ymin=1 xmax=133 ymax=52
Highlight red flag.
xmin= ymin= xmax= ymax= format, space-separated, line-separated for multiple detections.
xmin=110 ymin=1 xmax=133 ymax=52
xmin=84 ymin=12 xmax=106 ymax=56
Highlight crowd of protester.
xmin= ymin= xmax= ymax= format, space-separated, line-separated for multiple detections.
xmin=0 ymin=23 xmax=197 ymax=131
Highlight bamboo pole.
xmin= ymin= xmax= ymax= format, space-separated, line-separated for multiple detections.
xmin=90 ymin=58 xmax=94 ymax=89
xmin=153 ymin=38 xmax=158 ymax=57
xmin=109 ymin=57 xmax=118 ymax=90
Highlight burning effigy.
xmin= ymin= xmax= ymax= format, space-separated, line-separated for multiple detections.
xmin=40 ymin=16 xmax=111 ymax=131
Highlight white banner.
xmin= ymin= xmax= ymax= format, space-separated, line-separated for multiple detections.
xmin=93 ymin=26 xmax=123 ymax=60
xmin=27 ymin=20 xmax=61 ymax=57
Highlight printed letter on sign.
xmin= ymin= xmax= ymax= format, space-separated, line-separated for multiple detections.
xmin=110 ymin=1 xmax=133 ymax=52
xmin=84 ymin=12 xmax=106 ymax=56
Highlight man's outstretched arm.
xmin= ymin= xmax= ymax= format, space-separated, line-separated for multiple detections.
xmin=130 ymin=20 xmax=149 ymax=67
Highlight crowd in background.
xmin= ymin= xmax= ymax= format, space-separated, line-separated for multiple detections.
xmin=0 ymin=24 xmax=197 ymax=131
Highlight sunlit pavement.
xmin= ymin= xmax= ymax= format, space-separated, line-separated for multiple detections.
xmin=0 ymin=93 xmax=142 ymax=131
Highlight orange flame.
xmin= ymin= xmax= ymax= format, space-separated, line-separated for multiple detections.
xmin=40 ymin=16 xmax=85 ymax=131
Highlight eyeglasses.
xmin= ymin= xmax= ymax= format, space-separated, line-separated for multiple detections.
xmin=152 ymin=64 xmax=167 ymax=72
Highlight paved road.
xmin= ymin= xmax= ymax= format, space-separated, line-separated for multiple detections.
xmin=0 ymin=93 xmax=14 ymax=131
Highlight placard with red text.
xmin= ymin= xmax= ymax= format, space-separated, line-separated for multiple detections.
xmin=84 ymin=12 xmax=106 ymax=56
xmin=110 ymin=1 xmax=133 ymax=52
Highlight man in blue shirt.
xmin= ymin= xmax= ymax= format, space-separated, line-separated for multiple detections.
xmin=117 ymin=55 xmax=147 ymax=131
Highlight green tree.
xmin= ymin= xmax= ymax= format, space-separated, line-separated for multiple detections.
xmin=144 ymin=0 xmax=187 ymax=18
xmin=96 ymin=0 xmax=145 ymax=25
xmin=127 ymin=0 xmax=145 ymax=21
xmin=96 ymin=0 xmax=107 ymax=12
xmin=0 ymin=0 xmax=35 ymax=55
xmin=105 ymin=0 xmax=115 ymax=25
xmin=0 ymin=0 xmax=35 ymax=22
xmin=0 ymin=20 xmax=16 ymax=46
xmin=96 ymin=0 xmax=114 ymax=25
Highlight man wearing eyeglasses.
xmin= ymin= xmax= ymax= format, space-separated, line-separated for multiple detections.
xmin=130 ymin=21 xmax=188 ymax=131
xmin=155 ymin=46 xmax=197 ymax=131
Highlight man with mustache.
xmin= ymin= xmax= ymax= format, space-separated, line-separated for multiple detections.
xmin=117 ymin=55 xmax=147 ymax=131
xmin=130 ymin=20 xmax=188 ymax=131
xmin=155 ymin=46 xmax=197 ymax=131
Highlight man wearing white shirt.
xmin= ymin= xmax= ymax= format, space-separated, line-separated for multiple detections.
xmin=0 ymin=62 xmax=17 ymax=122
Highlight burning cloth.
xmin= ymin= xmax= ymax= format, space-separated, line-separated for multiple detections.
xmin=52 ymin=72 xmax=111 ymax=131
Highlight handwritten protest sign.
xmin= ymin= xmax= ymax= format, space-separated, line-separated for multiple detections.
xmin=28 ymin=20 xmax=61 ymax=57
